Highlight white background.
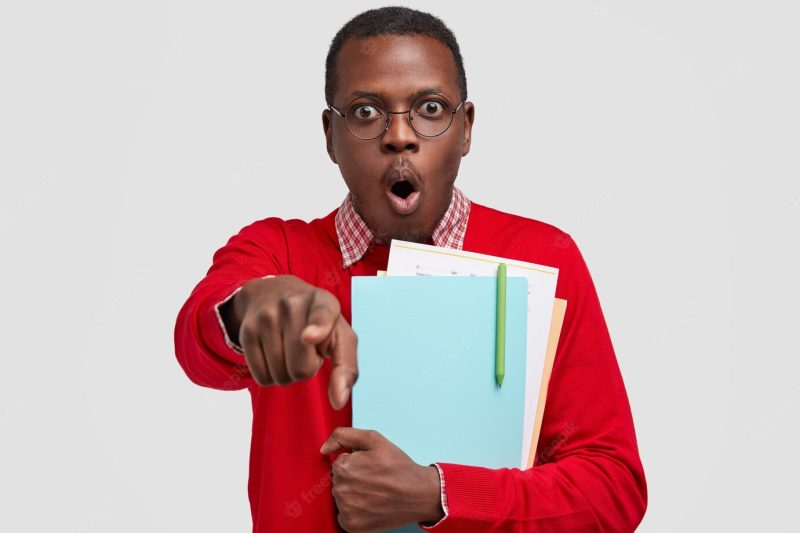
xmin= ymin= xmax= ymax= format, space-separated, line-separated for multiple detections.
xmin=1 ymin=1 xmax=798 ymax=531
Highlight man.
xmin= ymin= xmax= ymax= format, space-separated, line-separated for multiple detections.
xmin=174 ymin=6 xmax=647 ymax=532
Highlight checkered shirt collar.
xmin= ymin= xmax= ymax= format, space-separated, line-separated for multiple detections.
xmin=334 ymin=187 xmax=471 ymax=269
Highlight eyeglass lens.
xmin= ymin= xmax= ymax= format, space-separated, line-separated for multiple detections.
xmin=344 ymin=95 xmax=455 ymax=139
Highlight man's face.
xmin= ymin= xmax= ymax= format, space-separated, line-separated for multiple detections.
xmin=322 ymin=34 xmax=475 ymax=244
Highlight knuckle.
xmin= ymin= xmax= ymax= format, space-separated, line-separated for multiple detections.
xmin=239 ymin=279 xmax=258 ymax=300
xmin=315 ymin=287 xmax=340 ymax=313
xmin=239 ymin=317 xmax=258 ymax=341
xmin=272 ymin=374 xmax=291 ymax=386
xmin=342 ymin=323 xmax=357 ymax=344
xmin=270 ymin=363 xmax=292 ymax=386
xmin=331 ymin=454 xmax=351 ymax=478
xmin=336 ymin=510 xmax=358 ymax=532
xmin=256 ymin=307 xmax=278 ymax=328
xmin=291 ymin=368 xmax=312 ymax=382
xmin=346 ymin=516 xmax=363 ymax=533
xmin=291 ymin=359 xmax=320 ymax=381
xmin=278 ymin=292 xmax=305 ymax=315
xmin=248 ymin=365 xmax=270 ymax=386
xmin=335 ymin=453 xmax=350 ymax=469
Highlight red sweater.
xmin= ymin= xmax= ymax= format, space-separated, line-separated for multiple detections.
xmin=174 ymin=201 xmax=647 ymax=532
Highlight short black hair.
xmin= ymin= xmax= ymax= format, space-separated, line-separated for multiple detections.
xmin=325 ymin=6 xmax=468 ymax=106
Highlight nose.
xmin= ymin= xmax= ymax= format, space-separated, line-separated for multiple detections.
xmin=382 ymin=111 xmax=419 ymax=153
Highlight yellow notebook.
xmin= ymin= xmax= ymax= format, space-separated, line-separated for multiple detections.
xmin=528 ymin=297 xmax=567 ymax=467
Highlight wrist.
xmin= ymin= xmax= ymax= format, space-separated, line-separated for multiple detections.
xmin=220 ymin=275 xmax=277 ymax=348
xmin=417 ymin=464 xmax=445 ymax=525
xmin=230 ymin=286 xmax=248 ymax=329
xmin=222 ymin=279 xmax=259 ymax=345
xmin=219 ymin=290 xmax=245 ymax=347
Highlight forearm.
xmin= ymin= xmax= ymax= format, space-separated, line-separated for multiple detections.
xmin=424 ymin=453 xmax=646 ymax=532
xmin=173 ymin=217 xmax=289 ymax=389
xmin=420 ymin=233 xmax=648 ymax=531
xmin=174 ymin=279 xmax=255 ymax=390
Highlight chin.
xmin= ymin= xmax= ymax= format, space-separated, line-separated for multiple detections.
xmin=373 ymin=222 xmax=432 ymax=245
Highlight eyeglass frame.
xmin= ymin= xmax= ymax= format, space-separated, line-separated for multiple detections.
xmin=327 ymin=93 xmax=467 ymax=140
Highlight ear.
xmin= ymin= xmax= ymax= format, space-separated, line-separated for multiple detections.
xmin=461 ymin=101 xmax=475 ymax=157
xmin=322 ymin=109 xmax=338 ymax=164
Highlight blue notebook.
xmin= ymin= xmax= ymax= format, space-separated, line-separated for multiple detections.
xmin=351 ymin=276 xmax=528 ymax=532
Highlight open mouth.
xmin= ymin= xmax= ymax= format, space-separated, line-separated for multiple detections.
xmin=390 ymin=180 xmax=416 ymax=199
xmin=385 ymin=168 xmax=421 ymax=215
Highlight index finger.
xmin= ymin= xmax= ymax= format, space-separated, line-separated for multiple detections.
xmin=328 ymin=315 xmax=358 ymax=410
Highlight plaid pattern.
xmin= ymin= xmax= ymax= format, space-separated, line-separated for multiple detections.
xmin=335 ymin=187 xmax=471 ymax=269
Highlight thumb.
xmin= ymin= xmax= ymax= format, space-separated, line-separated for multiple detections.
xmin=320 ymin=427 xmax=375 ymax=455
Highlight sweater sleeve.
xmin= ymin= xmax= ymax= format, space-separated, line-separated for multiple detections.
xmin=420 ymin=234 xmax=647 ymax=532
xmin=173 ymin=218 xmax=288 ymax=391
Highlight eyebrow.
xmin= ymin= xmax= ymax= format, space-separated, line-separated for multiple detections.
xmin=346 ymin=87 xmax=450 ymax=103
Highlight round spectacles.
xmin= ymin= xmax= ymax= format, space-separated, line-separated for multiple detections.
xmin=328 ymin=94 xmax=466 ymax=140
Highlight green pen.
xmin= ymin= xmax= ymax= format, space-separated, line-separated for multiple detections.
xmin=496 ymin=262 xmax=507 ymax=387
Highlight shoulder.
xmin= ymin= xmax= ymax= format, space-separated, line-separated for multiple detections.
xmin=465 ymin=201 xmax=593 ymax=300
xmin=232 ymin=208 xmax=337 ymax=245
xmin=466 ymin=201 xmax=574 ymax=263
xmin=221 ymin=210 xmax=339 ymax=269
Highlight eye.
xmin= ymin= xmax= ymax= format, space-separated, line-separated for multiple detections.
xmin=350 ymin=104 xmax=383 ymax=121
xmin=416 ymin=99 xmax=446 ymax=117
